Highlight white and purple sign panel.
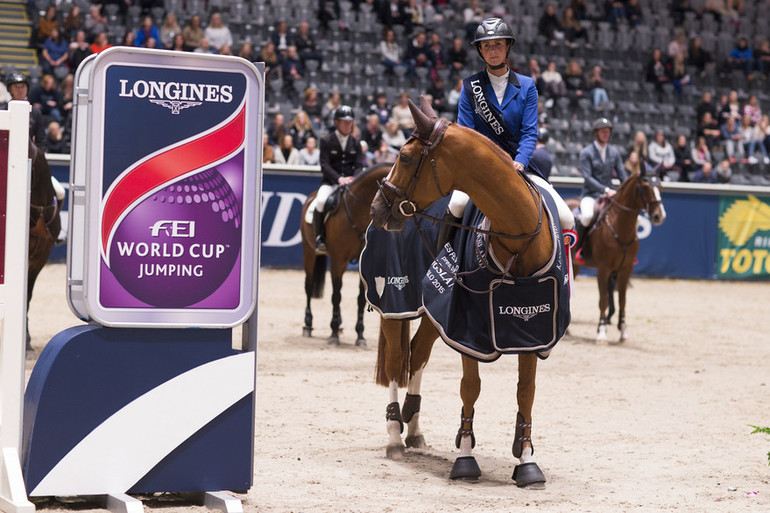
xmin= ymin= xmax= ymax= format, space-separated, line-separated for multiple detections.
xmin=71 ymin=48 xmax=262 ymax=327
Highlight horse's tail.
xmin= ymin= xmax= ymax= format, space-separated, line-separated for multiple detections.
xmin=310 ymin=254 xmax=327 ymax=298
xmin=375 ymin=320 xmax=410 ymax=387
xmin=607 ymin=271 xmax=617 ymax=324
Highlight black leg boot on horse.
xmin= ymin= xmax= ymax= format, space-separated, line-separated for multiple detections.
xmin=313 ymin=208 xmax=327 ymax=255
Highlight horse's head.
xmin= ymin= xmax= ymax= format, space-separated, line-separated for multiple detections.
xmin=639 ymin=168 xmax=666 ymax=226
xmin=371 ymin=96 xmax=451 ymax=231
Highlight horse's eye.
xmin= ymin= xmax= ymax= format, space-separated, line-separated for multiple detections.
xmin=399 ymin=152 xmax=410 ymax=163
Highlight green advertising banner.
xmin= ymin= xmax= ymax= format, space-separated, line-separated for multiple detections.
xmin=717 ymin=195 xmax=770 ymax=279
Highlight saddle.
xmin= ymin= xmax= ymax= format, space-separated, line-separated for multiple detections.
xmin=322 ymin=186 xmax=345 ymax=221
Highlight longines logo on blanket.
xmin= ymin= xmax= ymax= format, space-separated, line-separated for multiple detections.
xmin=118 ymin=79 xmax=233 ymax=114
xmin=498 ymin=304 xmax=551 ymax=322
xmin=375 ymin=275 xmax=410 ymax=297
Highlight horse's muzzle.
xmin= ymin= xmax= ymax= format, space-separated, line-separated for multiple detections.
xmin=371 ymin=191 xmax=406 ymax=231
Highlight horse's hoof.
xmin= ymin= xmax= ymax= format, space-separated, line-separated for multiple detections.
xmin=302 ymin=327 xmax=312 ymax=338
xmin=328 ymin=337 xmax=340 ymax=346
xmin=405 ymin=435 xmax=426 ymax=449
xmin=449 ymin=456 xmax=481 ymax=481
xmin=386 ymin=445 xmax=405 ymax=460
xmin=355 ymin=338 xmax=367 ymax=348
xmin=512 ymin=462 xmax=546 ymax=489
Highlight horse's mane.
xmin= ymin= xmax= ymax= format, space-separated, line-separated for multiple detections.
xmin=451 ymin=123 xmax=517 ymax=173
xmin=352 ymin=162 xmax=391 ymax=184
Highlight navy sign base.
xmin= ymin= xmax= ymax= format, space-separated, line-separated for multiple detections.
xmin=22 ymin=325 xmax=254 ymax=499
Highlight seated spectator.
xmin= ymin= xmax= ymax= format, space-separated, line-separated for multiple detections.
xmin=760 ymin=115 xmax=770 ymax=156
xmin=280 ymin=45 xmax=304 ymax=99
xmin=266 ymin=113 xmax=286 ymax=147
xmin=673 ymin=134 xmax=693 ymax=181
xmin=318 ymin=0 xmax=340 ymax=32
xmin=426 ymin=32 xmax=446 ymax=79
xmin=669 ymin=53 xmax=692 ymax=96
xmin=302 ymin=87 xmax=323 ymax=130
xmin=273 ymin=134 xmax=300 ymax=165
xmin=755 ymin=38 xmax=770 ymax=79
xmin=182 ymin=14 xmax=204 ymax=51
xmin=62 ymin=5 xmax=82 ymax=41
xmin=528 ymin=58 xmax=546 ymax=97
xmin=58 ymin=72 xmax=74 ymax=128
xmin=560 ymin=6 xmax=588 ymax=47
xmin=695 ymin=91 xmax=717 ymax=124
xmin=321 ymin=91 xmax=342 ymax=131
xmin=628 ymin=130 xmax=650 ymax=166
xmin=720 ymin=115 xmax=745 ymax=162
xmin=379 ymin=28 xmax=407 ymax=74
xmin=446 ymin=78 xmax=463 ymax=116
xmin=697 ymin=111 xmax=721 ymax=149
xmin=237 ymin=41 xmax=255 ymax=60
xmin=36 ymin=5 xmax=59 ymax=48
xmin=446 ymin=37 xmax=468 ymax=81
xmin=271 ymin=21 xmax=294 ymax=58
xmin=604 ymin=0 xmax=628 ymax=25
xmin=692 ymin=161 xmax=718 ymax=183
xmin=667 ymin=31 xmax=688 ymax=62
xmin=29 ymin=74 xmax=63 ymax=124
xmin=426 ymin=76 xmax=448 ymax=115
xmin=288 ymin=110 xmax=316 ymax=149
xmin=41 ymin=27 xmax=69 ymax=78
xmin=405 ymin=31 xmax=432 ymax=75
xmin=44 ymin=120 xmax=70 ymax=154
xmin=743 ymin=94 xmax=762 ymax=126
xmin=570 ymin=0 xmax=589 ymax=20
xmin=380 ymin=0 xmax=410 ymax=29
xmin=193 ymin=38 xmax=216 ymax=54
xmin=204 ymin=12 xmax=233 ymax=54
xmin=721 ymin=89 xmax=742 ymax=123
xmin=691 ymin=135 xmax=713 ymax=168
xmin=159 ymin=12 xmax=181 ymax=50
xmin=295 ymin=21 xmax=320 ymax=66
xmin=135 ymin=16 xmax=161 ymax=48
xmin=369 ymin=92 xmax=392 ymax=126
xmin=260 ymin=41 xmax=281 ymax=84
xmin=727 ymin=36 xmax=754 ymax=78
xmin=714 ymin=159 xmax=733 ymax=183
xmin=648 ymin=130 xmax=680 ymax=178
xmin=741 ymin=114 xmax=769 ymax=164
xmin=563 ymin=60 xmax=586 ymax=104
xmin=688 ymin=37 xmax=715 ymax=78
xmin=645 ymin=48 xmax=671 ymax=91
xmin=373 ymin=139 xmax=398 ymax=164
xmin=85 ymin=5 xmax=108 ymax=42
xmin=538 ymin=4 xmax=562 ymax=44
xmin=361 ymin=113 xmax=384 ymax=153
xmin=625 ymin=0 xmax=643 ymax=27
xmin=90 ymin=31 xmax=112 ymax=54
xmin=263 ymin=133 xmax=275 ymax=163
xmin=382 ymin=118 xmax=407 ymax=150
xmin=624 ymin=151 xmax=643 ymax=175
xmin=541 ymin=61 xmax=566 ymax=100
xmin=298 ymin=136 xmax=320 ymax=166
xmin=462 ymin=0 xmax=485 ymax=42
xmin=166 ymin=33 xmax=184 ymax=52
xmin=390 ymin=92 xmax=416 ymax=137
xmin=586 ymin=65 xmax=609 ymax=109
xmin=68 ymin=29 xmax=92 ymax=72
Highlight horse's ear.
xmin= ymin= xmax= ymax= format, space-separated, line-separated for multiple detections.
xmin=419 ymin=94 xmax=438 ymax=121
xmin=408 ymin=98 xmax=434 ymax=138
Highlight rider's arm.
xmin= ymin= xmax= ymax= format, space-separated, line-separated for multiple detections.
xmin=514 ymin=78 xmax=538 ymax=170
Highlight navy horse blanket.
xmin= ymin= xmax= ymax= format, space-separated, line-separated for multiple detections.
xmin=360 ymin=189 xmax=570 ymax=362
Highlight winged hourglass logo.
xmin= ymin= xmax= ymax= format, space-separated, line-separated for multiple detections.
xmin=149 ymin=99 xmax=203 ymax=114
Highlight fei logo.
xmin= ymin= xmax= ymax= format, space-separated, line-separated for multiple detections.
xmin=150 ymin=220 xmax=196 ymax=238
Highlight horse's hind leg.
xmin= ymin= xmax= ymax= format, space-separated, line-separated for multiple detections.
xmin=512 ymin=354 xmax=546 ymax=489
xmin=354 ymin=279 xmax=367 ymax=347
xmin=595 ymin=268 xmax=612 ymax=343
xmin=329 ymin=273 xmax=343 ymax=346
xmin=450 ymin=356 xmax=482 ymax=481
xmin=403 ymin=317 xmax=438 ymax=449
xmin=377 ymin=318 xmax=410 ymax=460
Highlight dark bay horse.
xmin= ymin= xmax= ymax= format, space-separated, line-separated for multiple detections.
xmin=566 ymin=169 xmax=666 ymax=342
xmin=27 ymin=141 xmax=61 ymax=348
xmin=300 ymin=163 xmax=391 ymax=346
xmin=367 ymin=97 xmax=560 ymax=487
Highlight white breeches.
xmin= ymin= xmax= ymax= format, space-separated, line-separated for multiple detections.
xmin=315 ymin=184 xmax=334 ymax=212
xmin=579 ymin=196 xmax=596 ymax=227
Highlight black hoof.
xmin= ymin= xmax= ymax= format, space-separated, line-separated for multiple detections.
xmin=328 ymin=337 xmax=340 ymax=346
xmin=449 ymin=456 xmax=481 ymax=481
xmin=512 ymin=462 xmax=546 ymax=489
xmin=355 ymin=338 xmax=367 ymax=348
xmin=302 ymin=327 xmax=312 ymax=337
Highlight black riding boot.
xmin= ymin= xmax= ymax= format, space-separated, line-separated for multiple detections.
xmin=574 ymin=223 xmax=589 ymax=260
xmin=313 ymin=210 xmax=327 ymax=254
xmin=436 ymin=210 xmax=462 ymax=253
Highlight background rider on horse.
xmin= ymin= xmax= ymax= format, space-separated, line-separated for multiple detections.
xmin=314 ymin=105 xmax=364 ymax=254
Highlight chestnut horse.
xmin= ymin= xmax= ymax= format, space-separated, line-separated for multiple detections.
xmin=367 ymin=98 xmax=560 ymax=487
xmin=566 ymin=169 xmax=666 ymax=342
xmin=27 ymin=142 xmax=61 ymax=349
xmin=300 ymin=163 xmax=391 ymax=346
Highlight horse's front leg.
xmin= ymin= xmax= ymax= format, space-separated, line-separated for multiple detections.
xmin=379 ymin=318 xmax=409 ymax=460
xmin=616 ymin=266 xmax=633 ymax=342
xmin=402 ymin=317 xmax=438 ymax=449
xmin=512 ymin=353 xmax=546 ymax=488
xmin=329 ymin=273 xmax=343 ymax=346
xmin=595 ymin=268 xmax=611 ymax=343
xmin=450 ymin=356 xmax=482 ymax=481
xmin=355 ymin=279 xmax=367 ymax=347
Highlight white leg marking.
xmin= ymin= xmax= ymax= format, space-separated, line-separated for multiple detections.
xmin=519 ymin=445 xmax=534 ymax=464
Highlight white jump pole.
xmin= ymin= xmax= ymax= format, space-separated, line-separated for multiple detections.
xmin=0 ymin=101 xmax=35 ymax=513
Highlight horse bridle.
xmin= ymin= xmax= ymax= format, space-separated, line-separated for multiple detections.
xmin=28 ymin=144 xmax=60 ymax=240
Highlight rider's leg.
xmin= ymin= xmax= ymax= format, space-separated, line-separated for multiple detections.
xmin=436 ymin=190 xmax=468 ymax=253
xmin=528 ymin=175 xmax=575 ymax=231
xmin=575 ymin=196 xmax=595 ymax=254
xmin=314 ymin=185 xmax=333 ymax=254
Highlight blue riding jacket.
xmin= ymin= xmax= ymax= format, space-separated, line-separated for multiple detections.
xmin=457 ymin=69 xmax=539 ymax=171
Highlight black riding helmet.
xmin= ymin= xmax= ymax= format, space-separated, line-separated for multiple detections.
xmin=537 ymin=127 xmax=550 ymax=144
xmin=592 ymin=117 xmax=613 ymax=132
xmin=6 ymin=72 xmax=28 ymax=88
xmin=334 ymin=105 xmax=355 ymax=121
xmin=471 ymin=17 xmax=516 ymax=65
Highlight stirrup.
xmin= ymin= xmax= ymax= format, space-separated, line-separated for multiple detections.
xmin=315 ymin=237 xmax=327 ymax=255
